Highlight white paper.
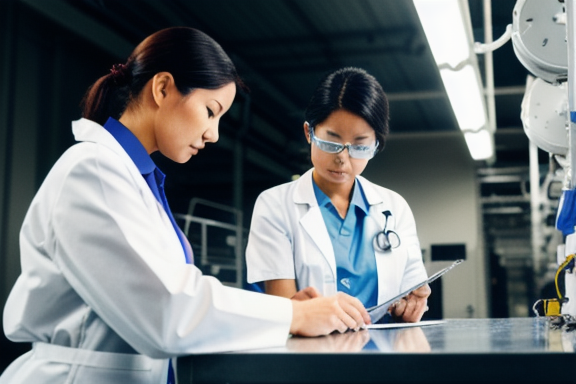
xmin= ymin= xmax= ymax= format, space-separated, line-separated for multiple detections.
xmin=366 ymin=319 xmax=445 ymax=329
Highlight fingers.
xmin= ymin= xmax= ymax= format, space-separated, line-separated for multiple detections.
xmin=327 ymin=294 xmax=365 ymax=332
xmin=289 ymin=293 xmax=370 ymax=336
xmin=412 ymin=284 xmax=432 ymax=298
xmin=391 ymin=295 xmax=429 ymax=323
xmin=334 ymin=317 xmax=350 ymax=334
xmin=390 ymin=284 xmax=432 ymax=323
xmin=335 ymin=292 xmax=371 ymax=329
xmin=404 ymin=297 xmax=419 ymax=320
xmin=392 ymin=298 xmax=406 ymax=315
xmin=291 ymin=286 xmax=322 ymax=301
xmin=306 ymin=286 xmax=322 ymax=298
xmin=290 ymin=294 xmax=361 ymax=336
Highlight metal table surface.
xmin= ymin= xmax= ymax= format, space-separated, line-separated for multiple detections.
xmin=177 ymin=317 xmax=576 ymax=384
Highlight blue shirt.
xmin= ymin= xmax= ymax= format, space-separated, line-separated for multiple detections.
xmin=102 ymin=117 xmax=193 ymax=264
xmin=312 ymin=178 xmax=378 ymax=307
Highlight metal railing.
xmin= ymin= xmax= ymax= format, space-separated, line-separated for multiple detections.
xmin=174 ymin=198 xmax=245 ymax=288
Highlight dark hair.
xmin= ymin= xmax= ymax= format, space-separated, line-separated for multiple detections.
xmin=81 ymin=27 xmax=246 ymax=125
xmin=304 ymin=67 xmax=389 ymax=152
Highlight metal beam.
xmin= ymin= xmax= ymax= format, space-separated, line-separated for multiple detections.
xmin=0 ymin=0 xmax=16 ymax=302
xmin=19 ymin=0 xmax=294 ymax=180
xmin=19 ymin=0 xmax=133 ymax=59
xmin=387 ymin=86 xmax=526 ymax=102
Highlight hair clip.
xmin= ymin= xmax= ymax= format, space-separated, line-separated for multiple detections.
xmin=110 ymin=63 xmax=129 ymax=86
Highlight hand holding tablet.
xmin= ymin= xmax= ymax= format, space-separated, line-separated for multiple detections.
xmin=367 ymin=259 xmax=464 ymax=323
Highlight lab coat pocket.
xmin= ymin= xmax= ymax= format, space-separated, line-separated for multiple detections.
xmin=71 ymin=359 xmax=167 ymax=384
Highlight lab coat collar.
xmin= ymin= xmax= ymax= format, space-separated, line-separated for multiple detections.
xmin=293 ymin=169 xmax=335 ymax=278
xmin=102 ymin=117 xmax=156 ymax=175
xmin=293 ymin=169 xmax=317 ymax=206
xmin=72 ymin=118 xmax=135 ymax=166
xmin=293 ymin=168 xmax=384 ymax=208
xmin=312 ymin=176 xmax=370 ymax=216
xmin=356 ymin=175 xmax=385 ymax=207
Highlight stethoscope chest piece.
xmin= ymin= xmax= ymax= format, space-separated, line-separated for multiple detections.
xmin=374 ymin=210 xmax=400 ymax=252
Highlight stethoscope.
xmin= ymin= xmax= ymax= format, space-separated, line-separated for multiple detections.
xmin=374 ymin=210 xmax=401 ymax=252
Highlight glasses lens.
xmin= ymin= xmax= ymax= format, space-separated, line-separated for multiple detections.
xmin=312 ymin=135 xmax=344 ymax=153
xmin=349 ymin=145 xmax=376 ymax=159
xmin=311 ymin=127 xmax=378 ymax=158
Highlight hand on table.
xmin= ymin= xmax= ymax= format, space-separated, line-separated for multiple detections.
xmin=290 ymin=291 xmax=371 ymax=337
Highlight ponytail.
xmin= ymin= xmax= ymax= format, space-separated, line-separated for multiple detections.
xmin=81 ymin=64 xmax=132 ymax=125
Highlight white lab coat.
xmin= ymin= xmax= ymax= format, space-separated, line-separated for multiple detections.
xmin=1 ymin=118 xmax=292 ymax=384
xmin=246 ymin=169 xmax=427 ymax=304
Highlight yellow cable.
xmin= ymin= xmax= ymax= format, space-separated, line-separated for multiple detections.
xmin=555 ymin=254 xmax=575 ymax=300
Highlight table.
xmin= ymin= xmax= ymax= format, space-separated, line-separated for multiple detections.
xmin=177 ymin=317 xmax=576 ymax=384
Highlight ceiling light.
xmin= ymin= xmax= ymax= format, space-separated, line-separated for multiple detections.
xmin=413 ymin=0 xmax=493 ymax=161
xmin=413 ymin=0 xmax=469 ymax=68
xmin=464 ymin=129 xmax=494 ymax=161
xmin=440 ymin=65 xmax=487 ymax=131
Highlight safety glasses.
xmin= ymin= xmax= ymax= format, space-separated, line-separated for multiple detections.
xmin=308 ymin=126 xmax=378 ymax=160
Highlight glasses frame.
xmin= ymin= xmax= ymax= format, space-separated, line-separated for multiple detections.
xmin=308 ymin=126 xmax=378 ymax=160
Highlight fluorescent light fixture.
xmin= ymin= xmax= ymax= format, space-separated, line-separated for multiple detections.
xmin=414 ymin=0 xmax=493 ymax=161
xmin=440 ymin=65 xmax=487 ymax=131
xmin=464 ymin=129 xmax=494 ymax=161
xmin=413 ymin=0 xmax=469 ymax=68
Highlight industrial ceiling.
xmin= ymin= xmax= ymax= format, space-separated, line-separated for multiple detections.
xmin=19 ymin=0 xmax=548 ymax=271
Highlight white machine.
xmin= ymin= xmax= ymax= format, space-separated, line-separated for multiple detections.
xmin=512 ymin=0 xmax=576 ymax=318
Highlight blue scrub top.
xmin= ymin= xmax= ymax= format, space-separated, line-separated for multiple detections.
xmin=312 ymin=178 xmax=378 ymax=307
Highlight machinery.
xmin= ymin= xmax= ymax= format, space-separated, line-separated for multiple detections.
xmin=511 ymin=0 xmax=576 ymax=318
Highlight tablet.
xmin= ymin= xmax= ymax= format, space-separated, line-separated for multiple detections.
xmin=367 ymin=259 xmax=464 ymax=323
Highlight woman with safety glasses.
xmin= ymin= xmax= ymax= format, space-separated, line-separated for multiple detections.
xmin=245 ymin=67 xmax=430 ymax=323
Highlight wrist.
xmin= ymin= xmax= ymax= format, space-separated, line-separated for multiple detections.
xmin=289 ymin=299 xmax=305 ymax=335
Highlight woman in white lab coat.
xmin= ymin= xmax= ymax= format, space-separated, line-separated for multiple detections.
xmin=0 ymin=28 xmax=369 ymax=384
xmin=246 ymin=67 xmax=430 ymax=323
